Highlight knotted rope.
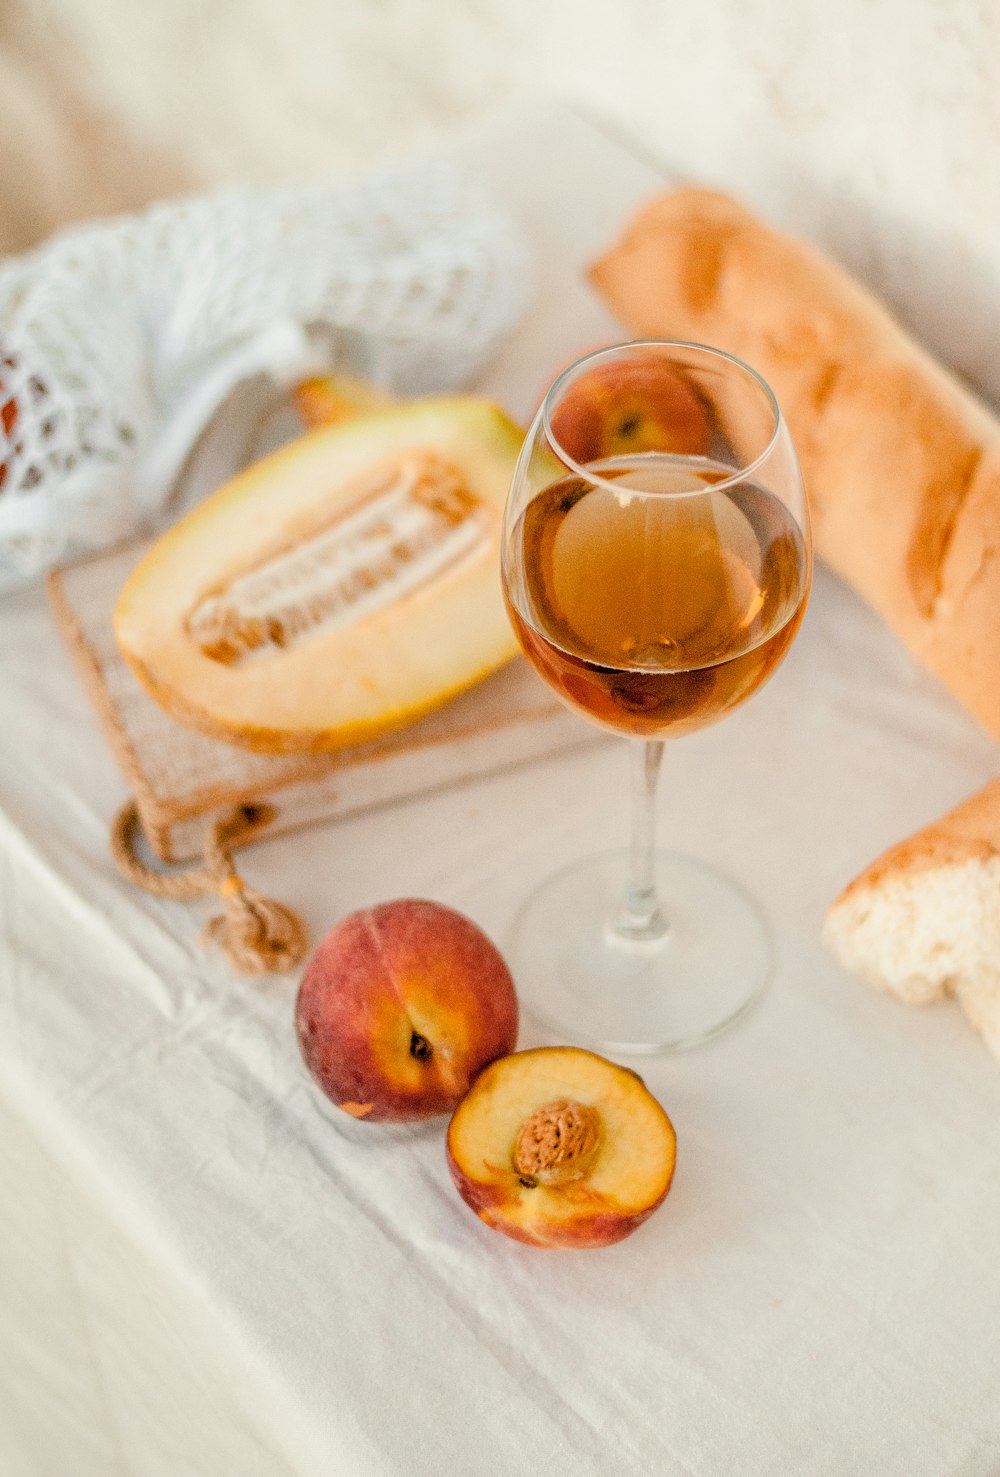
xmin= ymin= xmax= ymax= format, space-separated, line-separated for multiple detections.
xmin=110 ymin=800 xmax=308 ymax=975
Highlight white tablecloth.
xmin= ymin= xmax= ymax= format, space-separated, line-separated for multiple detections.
xmin=4 ymin=102 xmax=1000 ymax=1477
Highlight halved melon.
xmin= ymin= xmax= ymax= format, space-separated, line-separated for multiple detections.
xmin=114 ymin=398 xmax=524 ymax=753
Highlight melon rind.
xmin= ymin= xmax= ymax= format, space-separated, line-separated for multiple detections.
xmin=114 ymin=397 xmax=524 ymax=753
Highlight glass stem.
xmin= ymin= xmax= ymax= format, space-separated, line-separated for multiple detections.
xmin=615 ymin=739 xmax=669 ymax=943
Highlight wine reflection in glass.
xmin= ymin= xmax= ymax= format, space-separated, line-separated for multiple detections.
xmin=501 ymin=341 xmax=812 ymax=1052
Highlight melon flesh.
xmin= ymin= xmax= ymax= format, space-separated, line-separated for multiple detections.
xmin=114 ymin=398 xmax=523 ymax=752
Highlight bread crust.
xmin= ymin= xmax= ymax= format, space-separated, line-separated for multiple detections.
xmin=591 ymin=188 xmax=1000 ymax=740
xmin=831 ymin=777 xmax=1000 ymax=906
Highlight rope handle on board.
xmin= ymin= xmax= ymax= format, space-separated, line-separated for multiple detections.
xmin=110 ymin=800 xmax=308 ymax=975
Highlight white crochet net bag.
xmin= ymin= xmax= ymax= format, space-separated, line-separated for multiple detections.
xmin=0 ymin=162 xmax=530 ymax=591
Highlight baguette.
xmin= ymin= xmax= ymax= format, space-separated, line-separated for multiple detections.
xmin=823 ymin=779 xmax=1000 ymax=1060
xmin=591 ymin=189 xmax=1000 ymax=742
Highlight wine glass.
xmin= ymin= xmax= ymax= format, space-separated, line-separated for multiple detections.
xmin=501 ymin=340 xmax=811 ymax=1052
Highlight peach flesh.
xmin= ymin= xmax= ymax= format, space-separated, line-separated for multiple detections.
xmin=296 ymin=899 xmax=519 ymax=1122
xmin=548 ymin=353 xmax=712 ymax=464
xmin=294 ymin=372 xmax=395 ymax=429
xmin=447 ymin=1047 xmax=677 ymax=1249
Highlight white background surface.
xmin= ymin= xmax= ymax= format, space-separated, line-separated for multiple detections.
xmin=22 ymin=0 xmax=1000 ymax=409
xmin=4 ymin=104 xmax=1000 ymax=1477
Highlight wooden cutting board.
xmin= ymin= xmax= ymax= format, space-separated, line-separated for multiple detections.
xmin=42 ymin=101 xmax=671 ymax=868
xmin=47 ymin=539 xmax=595 ymax=862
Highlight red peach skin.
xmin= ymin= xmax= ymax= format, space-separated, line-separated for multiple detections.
xmin=296 ymin=899 xmax=518 ymax=1122
xmin=548 ymin=353 xmax=711 ymax=463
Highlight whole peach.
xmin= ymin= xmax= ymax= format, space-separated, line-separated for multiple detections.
xmin=295 ymin=899 xmax=518 ymax=1122
xmin=548 ymin=351 xmax=711 ymax=463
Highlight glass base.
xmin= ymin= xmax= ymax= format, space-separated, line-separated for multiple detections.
xmin=507 ymin=849 xmax=773 ymax=1054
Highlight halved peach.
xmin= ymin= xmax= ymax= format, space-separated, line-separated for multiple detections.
xmin=447 ymin=1047 xmax=676 ymax=1249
